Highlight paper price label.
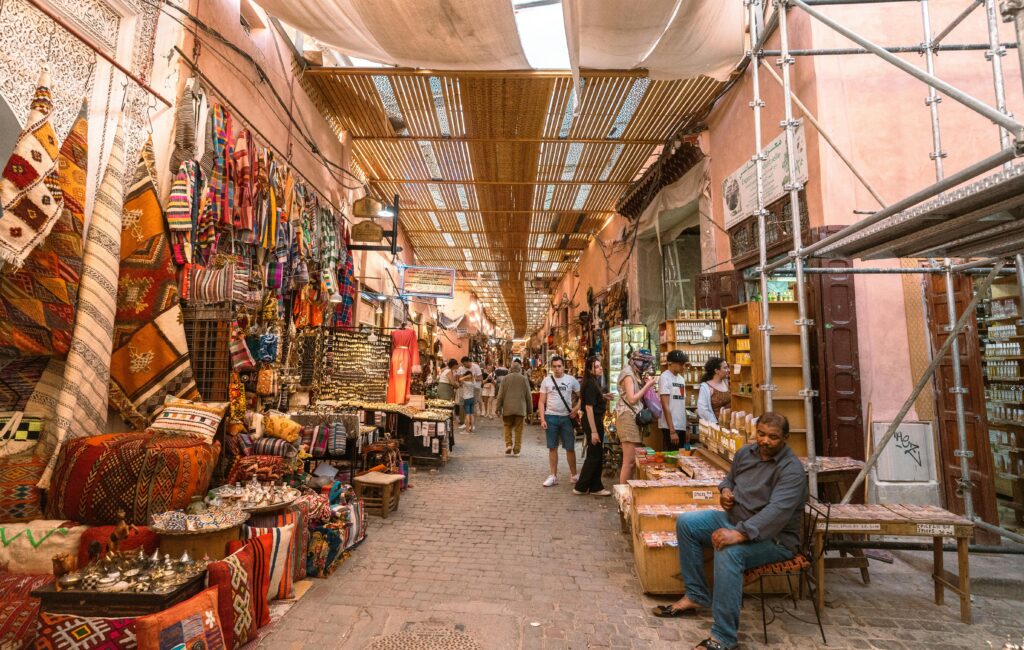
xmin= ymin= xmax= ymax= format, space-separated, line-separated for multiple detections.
xmin=917 ymin=524 xmax=954 ymax=537
xmin=818 ymin=522 xmax=880 ymax=532
xmin=692 ymin=490 xmax=714 ymax=501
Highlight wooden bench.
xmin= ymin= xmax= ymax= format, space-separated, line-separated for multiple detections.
xmin=812 ymin=503 xmax=974 ymax=623
xmin=353 ymin=471 xmax=404 ymax=518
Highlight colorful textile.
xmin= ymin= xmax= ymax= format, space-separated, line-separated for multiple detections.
xmin=165 ymin=161 xmax=202 ymax=266
xmin=34 ymin=612 xmax=137 ymax=649
xmin=0 ymin=99 xmax=87 ymax=359
xmin=109 ymin=140 xmax=199 ymax=428
xmin=241 ymin=523 xmax=294 ymax=600
xmin=0 ymin=598 xmax=39 ymax=650
xmin=250 ymin=437 xmax=296 ymax=458
xmin=0 ymin=453 xmax=45 ymax=522
xmin=206 ymin=545 xmax=256 ymax=649
xmin=294 ymin=493 xmax=331 ymax=525
xmin=262 ymin=414 xmax=301 ymax=444
xmin=226 ymin=535 xmax=271 ymax=628
xmin=226 ymin=455 xmax=283 ymax=485
xmin=0 ymin=573 xmax=54 ymax=599
xmin=0 ymin=357 xmax=49 ymax=413
xmin=0 ymin=69 xmax=63 ymax=268
xmin=0 ymin=520 xmax=88 ymax=574
xmin=0 ymin=414 xmax=42 ymax=459
xmin=134 ymin=586 xmax=225 ymax=650
xmin=38 ymin=121 xmax=127 ymax=489
xmin=76 ymin=525 xmax=159 ymax=568
xmin=168 ymin=78 xmax=196 ymax=175
xmin=248 ymin=506 xmax=307 ymax=583
xmin=46 ymin=432 xmax=218 ymax=525
xmin=147 ymin=398 xmax=226 ymax=443
xmin=386 ymin=327 xmax=420 ymax=404
xmin=306 ymin=525 xmax=344 ymax=579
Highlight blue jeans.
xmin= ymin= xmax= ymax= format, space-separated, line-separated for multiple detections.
xmin=676 ymin=509 xmax=793 ymax=648
xmin=545 ymin=415 xmax=575 ymax=450
xmin=463 ymin=398 xmax=476 ymax=415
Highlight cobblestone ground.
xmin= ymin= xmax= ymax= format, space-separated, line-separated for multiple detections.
xmin=263 ymin=417 xmax=1024 ymax=649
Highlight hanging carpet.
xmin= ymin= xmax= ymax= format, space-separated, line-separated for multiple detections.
xmin=109 ymin=138 xmax=199 ymax=429
xmin=0 ymin=69 xmax=64 ymax=268
xmin=38 ymin=120 xmax=126 ymax=489
xmin=0 ymin=99 xmax=88 ymax=360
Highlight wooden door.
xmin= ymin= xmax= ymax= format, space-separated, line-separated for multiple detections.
xmin=696 ymin=271 xmax=745 ymax=310
xmin=925 ymin=274 xmax=999 ymax=539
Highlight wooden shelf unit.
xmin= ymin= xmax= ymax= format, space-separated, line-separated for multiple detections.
xmin=658 ymin=317 xmax=725 ymax=409
xmin=725 ymin=301 xmax=808 ymax=457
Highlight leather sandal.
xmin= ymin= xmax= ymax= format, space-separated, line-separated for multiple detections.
xmin=651 ymin=604 xmax=699 ymax=618
xmin=695 ymin=638 xmax=734 ymax=650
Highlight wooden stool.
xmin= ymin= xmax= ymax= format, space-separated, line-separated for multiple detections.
xmin=353 ymin=471 xmax=404 ymax=518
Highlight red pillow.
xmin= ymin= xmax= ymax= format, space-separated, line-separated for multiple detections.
xmin=0 ymin=599 xmax=38 ymax=650
xmin=227 ymin=534 xmax=271 ymax=628
xmin=76 ymin=525 xmax=160 ymax=569
xmin=207 ymin=546 xmax=257 ymax=649
xmin=135 ymin=586 xmax=225 ymax=650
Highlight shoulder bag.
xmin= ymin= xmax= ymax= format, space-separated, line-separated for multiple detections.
xmin=621 ymin=373 xmax=654 ymax=427
xmin=550 ymin=374 xmax=582 ymax=431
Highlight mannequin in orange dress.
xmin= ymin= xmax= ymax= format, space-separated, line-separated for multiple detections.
xmin=386 ymin=324 xmax=421 ymax=404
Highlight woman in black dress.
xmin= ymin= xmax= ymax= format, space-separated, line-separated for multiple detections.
xmin=574 ymin=355 xmax=611 ymax=496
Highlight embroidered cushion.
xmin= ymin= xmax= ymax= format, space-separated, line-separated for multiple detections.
xmin=250 ymin=437 xmax=297 ymax=458
xmin=226 ymin=535 xmax=271 ymax=628
xmin=206 ymin=546 xmax=257 ymax=649
xmin=262 ymin=414 xmax=301 ymax=444
xmin=148 ymin=398 xmax=227 ymax=444
xmin=0 ymin=454 xmax=45 ymax=523
xmin=248 ymin=506 xmax=307 ymax=582
xmin=0 ymin=572 xmax=53 ymax=598
xmin=134 ymin=586 xmax=225 ymax=650
xmin=34 ymin=612 xmax=137 ymax=649
xmin=76 ymin=525 xmax=160 ymax=569
xmin=306 ymin=525 xmax=345 ymax=579
xmin=0 ymin=599 xmax=40 ymax=650
xmin=241 ymin=523 xmax=294 ymax=601
xmin=0 ymin=520 xmax=87 ymax=574
xmin=46 ymin=432 xmax=219 ymax=525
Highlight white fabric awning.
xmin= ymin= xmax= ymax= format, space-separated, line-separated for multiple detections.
xmin=256 ymin=0 xmax=529 ymax=70
xmin=563 ymin=0 xmax=745 ymax=81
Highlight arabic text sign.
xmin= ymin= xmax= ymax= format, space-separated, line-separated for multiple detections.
xmin=722 ymin=123 xmax=808 ymax=229
xmin=401 ymin=266 xmax=456 ymax=298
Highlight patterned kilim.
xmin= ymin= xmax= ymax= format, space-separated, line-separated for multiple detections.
xmin=0 ymin=356 xmax=48 ymax=412
xmin=0 ymin=99 xmax=87 ymax=359
xmin=0 ymin=453 xmax=45 ymax=522
xmin=38 ymin=121 xmax=126 ymax=489
xmin=34 ymin=612 xmax=137 ymax=649
xmin=0 ymin=69 xmax=64 ymax=268
xmin=108 ymin=139 xmax=198 ymax=428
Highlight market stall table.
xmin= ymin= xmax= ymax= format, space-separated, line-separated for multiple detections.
xmin=31 ymin=573 xmax=205 ymax=617
xmin=811 ymin=503 xmax=974 ymax=623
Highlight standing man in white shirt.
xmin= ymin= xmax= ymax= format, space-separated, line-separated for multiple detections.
xmin=658 ymin=350 xmax=690 ymax=450
xmin=457 ymin=356 xmax=483 ymax=433
xmin=539 ymin=355 xmax=581 ymax=487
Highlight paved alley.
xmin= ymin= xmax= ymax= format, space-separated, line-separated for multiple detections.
xmin=262 ymin=417 xmax=1024 ymax=649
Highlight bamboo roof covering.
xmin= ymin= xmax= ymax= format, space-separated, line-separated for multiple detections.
xmin=302 ymin=67 xmax=725 ymax=335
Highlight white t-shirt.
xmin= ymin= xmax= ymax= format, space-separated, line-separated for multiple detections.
xmin=457 ymin=363 xmax=482 ymax=400
xmin=657 ymin=370 xmax=688 ymax=430
xmin=438 ymin=368 xmax=454 ymax=385
xmin=540 ymin=374 xmax=580 ymax=416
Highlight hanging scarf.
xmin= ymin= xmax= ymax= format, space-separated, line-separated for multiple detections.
xmin=168 ymin=77 xmax=197 ymax=174
xmin=165 ymin=160 xmax=202 ymax=265
xmin=233 ymin=128 xmax=256 ymax=242
xmin=208 ymin=104 xmax=233 ymax=229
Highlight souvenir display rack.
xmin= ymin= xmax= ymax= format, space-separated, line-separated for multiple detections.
xmin=608 ymin=324 xmax=650 ymax=406
xmin=658 ymin=315 xmax=725 ymax=409
xmin=319 ymin=330 xmax=392 ymax=402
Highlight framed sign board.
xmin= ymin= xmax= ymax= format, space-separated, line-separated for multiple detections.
xmin=401 ymin=266 xmax=456 ymax=299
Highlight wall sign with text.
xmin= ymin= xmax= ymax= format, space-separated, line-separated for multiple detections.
xmin=401 ymin=266 xmax=456 ymax=298
xmin=722 ymin=123 xmax=808 ymax=229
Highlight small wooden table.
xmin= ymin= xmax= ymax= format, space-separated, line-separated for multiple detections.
xmin=32 ymin=573 xmax=205 ymax=617
xmin=354 ymin=471 xmax=404 ymax=518
xmin=812 ymin=504 xmax=974 ymax=623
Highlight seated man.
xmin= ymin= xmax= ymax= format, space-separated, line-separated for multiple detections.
xmin=652 ymin=412 xmax=807 ymax=650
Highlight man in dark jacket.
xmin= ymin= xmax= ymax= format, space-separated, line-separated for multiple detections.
xmin=652 ymin=412 xmax=807 ymax=650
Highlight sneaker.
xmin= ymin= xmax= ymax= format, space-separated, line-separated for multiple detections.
xmin=542 ymin=475 xmax=558 ymax=487
xmin=513 ymin=451 xmax=521 ymax=457
xmin=570 ymin=474 xmax=579 ymax=484
xmin=458 ymin=424 xmax=467 ymax=430
xmin=591 ymin=489 xmax=612 ymax=497
xmin=572 ymin=489 xmax=588 ymax=496
xmin=505 ymin=447 xmax=513 ymax=455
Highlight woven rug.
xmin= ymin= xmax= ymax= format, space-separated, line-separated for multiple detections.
xmin=0 ymin=68 xmax=64 ymax=268
xmin=38 ymin=120 xmax=126 ymax=489
xmin=0 ymin=98 xmax=88 ymax=359
xmin=109 ymin=138 xmax=198 ymax=428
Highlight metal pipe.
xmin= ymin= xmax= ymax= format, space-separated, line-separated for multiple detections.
xmin=777 ymin=2 xmax=819 ymax=498
xmin=797 ymin=267 xmax=945 ymax=274
xmin=951 ymin=255 xmax=1013 ymax=271
xmin=761 ymin=62 xmax=887 ymax=207
xmin=763 ymin=42 xmax=1017 ymax=55
xmin=750 ymin=0 xmax=775 ymax=412
xmin=933 ymin=0 xmax=985 ymax=47
xmin=773 ymin=146 xmax=1016 ymax=269
xmin=840 ymin=262 xmax=1007 ymax=503
xmin=1001 ymin=1 xmax=1024 ymax=100
xmin=944 ymin=259 xmax=974 ymax=520
xmin=922 ymin=0 xmax=947 ymax=179
xmin=803 ymin=0 xmax=917 ymax=3
xmin=792 ymin=0 xmax=1024 ymax=137
xmin=985 ymin=0 xmax=1013 ymax=162
xmin=828 ymin=539 xmax=1024 ymax=553
xmin=973 ymin=516 xmax=1024 ymax=544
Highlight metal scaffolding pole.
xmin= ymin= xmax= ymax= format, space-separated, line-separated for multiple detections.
xmin=922 ymin=0 xmax=947 ymax=178
xmin=750 ymin=0 xmax=775 ymax=412
xmin=777 ymin=1 xmax=819 ymax=497
xmin=944 ymin=258 xmax=975 ymax=520
xmin=841 ymin=261 xmax=1007 ymax=503
xmin=985 ymin=0 xmax=1013 ymax=163
xmin=763 ymin=42 xmax=1017 ymax=55
xmin=1002 ymin=1 xmax=1024 ymax=98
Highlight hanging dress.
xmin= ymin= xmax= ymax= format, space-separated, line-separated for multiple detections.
xmin=386 ymin=327 xmax=420 ymax=404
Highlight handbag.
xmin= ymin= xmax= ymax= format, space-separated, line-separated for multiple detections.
xmin=229 ymin=324 xmax=256 ymax=372
xmin=621 ymin=374 xmax=654 ymax=427
xmin=256 ymin=364 xmax=278 ymax=396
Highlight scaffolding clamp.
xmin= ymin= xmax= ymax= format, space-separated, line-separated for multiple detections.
xmin=953 ymin=477 xmax=975 ymax=499
xmin=924 ymin=94 xmax=942 ymax=107
xmin=783 ymin=182 xmax=804 ymax=192
xmin=795 ymin=318 xmax=815 ymax=326
xmin=798 ymin=389 xmax=819 ymax=398
xmin=928 ymin=150 xmax=948 ymax=161
xmin=948 ymin=386 xmax=969 ymax=395
xmin=758 ymin=384 xmax=777 ymax=393
xmin=758 ymin=324 xmax=774 ymax=332
xmin=779 ymin=119 xmax=801 ymax=129
xmin=775 ymin=57 xmax=795 ymax=67
xmin=953 ymin=449 xmax=975 ymax=459
xmin=985 ymin=45 xmax=1007 ymax=62
xmin=749 ymin=99 xmax=766 ymax=109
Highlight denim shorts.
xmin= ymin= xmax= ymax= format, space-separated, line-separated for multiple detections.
xmin=545 ymin=415 xmax=575 ymax=450
xmin=463 ymin=397 xmax=476 ymax=415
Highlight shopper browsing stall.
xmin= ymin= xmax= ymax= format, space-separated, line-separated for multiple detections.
xmin=495 ymin=362 xmax=533 ymax=456
xmin=574 ymin=356 xmax=612 ymax=496
xmin=653 ymin=413 xmax=806 ymax=650
xmin=437 ymin=359 xmax=458 ymax=401
xmin=539 ymin=355 xmax=581 ymax=487
xmin=481 ymin=364 xmax=497 ymax=419
xmin=615 ymin=350 xmax=658 ymax=486
xmin=457 ymin=356 xmax=482 ymax=433
xmin=658 ymin=350 xmax=690 ymax=450
xmin=697 ymin=357 xmax=731 ymax=424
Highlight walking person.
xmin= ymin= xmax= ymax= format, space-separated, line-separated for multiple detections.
xmin=574 ymin=356 xmax=612 ymax=496
xmin=539 ymin=355 xmax=581 ymax=487
xmin=615 ymin=350 xmax=657 ymax=486
xmin=481 ymin=364 xmax=497 ymax=419
xmin=697 ymin=357 xmax=731 ymax=425
xmin=495 ymin=362 xmax=532 ymax=456
xmin=658 ymin=350 xmax=690 ymax=450
xmin=457 ymin=356 xmax=482 ymax=433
